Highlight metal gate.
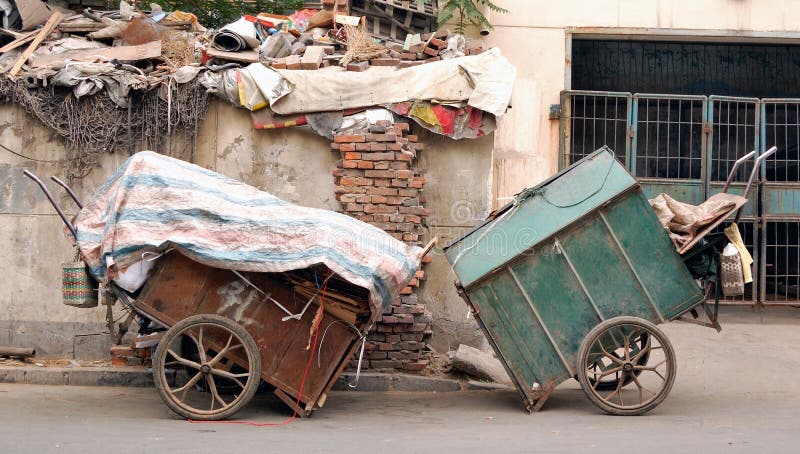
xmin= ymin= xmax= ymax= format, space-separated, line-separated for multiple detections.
xmin=559 ymin=91 xmax=800 ymax=306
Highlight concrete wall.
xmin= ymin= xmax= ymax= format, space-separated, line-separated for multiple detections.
xmin=480 ymin=0 xmax=800 ymax=204
xmin=0 ymin=100 xmax=494 ymax=358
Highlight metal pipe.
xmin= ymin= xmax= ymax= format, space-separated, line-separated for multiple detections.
xmin=734 ymin=146 xmax=778 ymax=223
xmin=722 ymin=150 xmax=756 ymax=192
xmin=50 ymin=176 xmax=83 ymax=209
xmin=0 ymin=347 xmax=35 ymax=358
xmin=23 ymin=170 xmax=77 ymax=239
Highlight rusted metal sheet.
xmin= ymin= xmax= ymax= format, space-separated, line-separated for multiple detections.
xmin=135 ymin=253 xmax=362 ymax=412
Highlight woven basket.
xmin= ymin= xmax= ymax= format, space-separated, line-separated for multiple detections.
xmin=720 ymin=249 xmax=745 ymax=297
xmin=62 ymin=261 xmax=98 ymax=308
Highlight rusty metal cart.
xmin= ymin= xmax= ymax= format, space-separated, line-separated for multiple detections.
xmin=443 ymin=146 xmax=775 ymax=416
xmin=23 ymin=171 xmax=385 ymax=421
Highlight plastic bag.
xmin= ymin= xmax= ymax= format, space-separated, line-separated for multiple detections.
xmin=720 ymin=243 xmax=745 ymax=296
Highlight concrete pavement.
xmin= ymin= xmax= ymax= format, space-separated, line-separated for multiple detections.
xmin=1 ymin=308 xmax=799 ymax=453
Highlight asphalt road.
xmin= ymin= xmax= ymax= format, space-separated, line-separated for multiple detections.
xmin=1 ymin=308 xmax=799 ymax=453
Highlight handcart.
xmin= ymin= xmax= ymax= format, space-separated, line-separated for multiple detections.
xmin=24 ymin=152 xmax=422 ymax=421
xmin=443 ymin=145 xmax=776 ymax=416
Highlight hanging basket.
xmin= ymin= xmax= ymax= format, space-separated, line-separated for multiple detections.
xmin=62 ymin=261 xmax=98 ymax=308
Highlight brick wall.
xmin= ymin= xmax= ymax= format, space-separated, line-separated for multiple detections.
xmin=331 ymin=122 xmax=432 ymax=372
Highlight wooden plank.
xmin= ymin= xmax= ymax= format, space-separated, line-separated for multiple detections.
xmin=0 ymin=30 xmax=38 ymax=54
xmin=28 ymin=40 xmax=162 ymax=69
xmin=206 ymin=47 xmax=259 ymax=63
xmin=8 ymin=12 xmax=63 ymax=77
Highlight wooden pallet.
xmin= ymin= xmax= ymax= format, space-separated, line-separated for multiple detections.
xmin=350 ymin=0 xmax=438 ymax=41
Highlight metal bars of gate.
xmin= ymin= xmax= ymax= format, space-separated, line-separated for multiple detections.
xmin=630 ymin=94 xmax=708 ymax=205
xmin=707 ymin=96 xmax=760 ymax=305
xmin=760 ymin=100 xmax=800 ymax=305
xmin=558 ymin=91 xmax=631 ymax=170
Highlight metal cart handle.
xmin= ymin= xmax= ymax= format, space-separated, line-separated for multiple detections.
xmin=22 ymin=170 xmax=77 ymax=240
xmin=721 ymin=150 xmax=756 ymax=193
xmin=50 ymin=176 xmax=83 ymax=209
xmin=733 ymin=146 xmax=778 ymax=223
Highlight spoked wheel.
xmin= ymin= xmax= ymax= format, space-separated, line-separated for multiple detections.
xmin=576 ymin=316 xmax=676 ymax=416
xmin=153 ymin=314 xmax=262 ymax=420
xmin=583 ymin=332 xmax=650 ymax=391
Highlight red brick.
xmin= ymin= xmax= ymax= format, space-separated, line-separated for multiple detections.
xmin=429 ymin=37 xmax=447 ymax=49
xmin=334 ymin=135 xmax=366 ymax=143
xmin=390 ymin=179 xmax=408 ymax=188
xmin=372 ymin=214 xmax=391 ymax=222
xmin=365 ymin=170 xmax=395 ymax=178
xmin=400 ymin=332 xmax=425 ymax=341
xmin=373 ymin=161 xmax=390 ymax=170
xmin=338 ymin=194 xmax=357 ymax=203
xmin=396 ymin=123 xmax=410 ymax=132
xmin=407 ymin=135 xmax=418 ymax=142
xmin=342 ymin=160 xmax=358 ymax=169
xmin=382 ymin=315 xmax=399 ymax=323
xmin=402 ymin=233 xmax=419 ymax=242
xmin=356 ymin=194 xmax=371 ymax=203
xmin=364 ymin=204 xmax=398 ymax=214
xmin=370 ymin=360 xmax=402 ymax=369
xmin=371 ymin=195 xmax=388 ymax=204
xmin=408 ymin=278 xmax=419 ymax=287
xmin=345 ymin=203 xmax=364 ymax=212
xmin=111 ymin=357 xmax=128 ymax=366
xmin=377 ymin=324 xmax=394 ymax=333
xmin=369 ymin=143 xmax=387 ymax=151
xmin=408 ymin=178 xmax=424 ymax=188
xmin=370 ymin=57 xmax=400 ymax=66
xmin=362 ymin=152 xmax=395 ymax=161
xmin=395 ymin=152 xmax=413 ymax=161
xmin=385 ymin=334 xmax=401 ymax=343
xmin=344 ymin=151 xmax=360 ymax=160
xmin=396 ymin=169 xmax=413 ymax=179
xmin=400 ymin=286 xmax=413 ymax=295
xmin=395 ymin=313 xmax=415 ymax=323
xmin=357 ymin=161 xmax=374 ymax=169
xmin=373 ymin=178 xmax=390 ymax=187
xmin=367 ymin=351 xmax=387 ymax=360
xmin=387 ymin=143 xmax=403 ymax=151
xmin=415 ymin=270 xmax=425 ymax=279
xmin=330 ymin=142 xmax=340 ymax=150
xmin=400 ymin=52 xmax=417 ymax=60
xmin=402 ymin=360 xmax=430 ymax=371
xmin=376 ymin=120 xmax=392 ymax=127
xmin=405 ymin=214 xmax=421 ymax=224
xmin=367 ymin=187 xmax=398 ymax=196
xmin=398 ymin=60 xmax=424 ymax=68
xmin=340 ymin=143 xmax=356 ymax=152
xmin=355 ymin=142 xmax=371 ymax=151
xmin=347 ymin=60 xmax=370 ymax=72
xmin=390 ymin=161 xmax=409 ymax=170
xmin=398 ymin=188 xmax=419 ymax=197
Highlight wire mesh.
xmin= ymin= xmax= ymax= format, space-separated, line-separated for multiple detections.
xmin=762 ymin=102 xmax=800 ymax=182
xmin=763 ymin=221 xmax=800 ymax=304
xmin=709 ymin=99 xmax=758 ymax=182
xmin=633 ymin=97 xmax=705 ymax=180
xmin=563 ymin=92 xmax=629 ymax=166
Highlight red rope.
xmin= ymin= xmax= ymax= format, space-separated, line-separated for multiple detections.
xmin=188 ymin=275 xmax=329 ymax=427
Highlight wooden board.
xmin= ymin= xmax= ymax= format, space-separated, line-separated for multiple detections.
xmin=8 ymin=12 xmax=63 ymax=76
xmin=206 ymin=47 xmax=259 ymax=63
xmin=0 ymin=30 xmax=38 ymax=54
xmin=28 ymin=40 xmax=162 ymax=69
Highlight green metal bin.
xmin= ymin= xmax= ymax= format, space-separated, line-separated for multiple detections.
xmin=444 ymin=147 xmax=705 ymax=415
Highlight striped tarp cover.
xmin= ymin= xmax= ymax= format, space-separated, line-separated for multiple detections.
xmin=74 ymin=151 xmax=422 ymax=319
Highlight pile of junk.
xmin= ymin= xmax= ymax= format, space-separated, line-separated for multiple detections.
xmin=0 ymin=0 xmax=516 ymax=179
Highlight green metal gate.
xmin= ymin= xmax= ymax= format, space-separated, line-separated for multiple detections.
xmin=559 ymin=91 xmax=799 ymax=306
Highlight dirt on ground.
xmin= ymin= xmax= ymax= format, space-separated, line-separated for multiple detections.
xmin=0 ymin=357 xmax=111 ymax=368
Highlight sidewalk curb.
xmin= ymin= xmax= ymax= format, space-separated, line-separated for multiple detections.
xmin=0 ymin=367 xmax=465 ymax=392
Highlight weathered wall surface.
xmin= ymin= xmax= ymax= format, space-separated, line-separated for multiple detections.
xmin=481 ymin=0 xmax=800 ymax=204
xmin=0 ymin=100 xmax=494 ymax=358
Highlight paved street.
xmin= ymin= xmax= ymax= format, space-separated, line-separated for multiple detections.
xmin=1 ymin=308 xmax=799 ymax=454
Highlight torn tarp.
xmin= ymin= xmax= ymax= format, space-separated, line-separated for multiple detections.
xmin=204 ymin=47 xmax=515 ymax=139
xmin=74 ymin=151 xmax=422 ymax=321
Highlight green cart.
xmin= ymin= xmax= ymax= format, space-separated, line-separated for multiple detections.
xmin=444 ymin=146 xmax=772 ymax=415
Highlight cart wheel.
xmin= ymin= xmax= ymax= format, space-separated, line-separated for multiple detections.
xmin=581 ymin=332 xmax=650 ymax=391
xmin=576 ymin=316 xmax=676 ymax=416
xmin=153 ymin=314 xmax=262 ymax=420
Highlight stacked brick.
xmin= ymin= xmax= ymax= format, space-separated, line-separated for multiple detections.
xmin=110 ymin=345 xmax=151 ymax=367
xmin=331 ymin=121 xmax=433 ymax=372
